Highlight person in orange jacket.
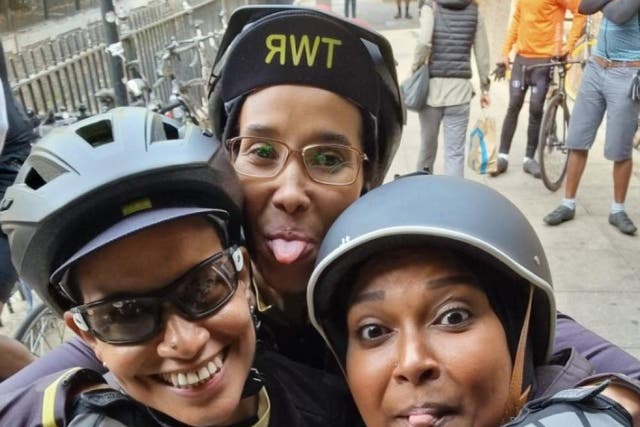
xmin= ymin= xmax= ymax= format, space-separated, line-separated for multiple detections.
xmin=492 ymin=0 xmax=585 ymax=178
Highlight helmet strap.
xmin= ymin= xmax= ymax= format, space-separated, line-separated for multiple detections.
xmin=501 ymin=284 xmax=534 ymax=423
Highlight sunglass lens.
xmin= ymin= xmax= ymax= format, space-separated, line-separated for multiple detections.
xmin=85 ymin=298 xmax=160 ymax=344
xmin=172 ymin=255 xmax=236 ymax=318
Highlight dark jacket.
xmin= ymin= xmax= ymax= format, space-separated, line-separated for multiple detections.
xmin=0 ymin=349 xmax=359 ymax=426
xmin=429 ymin=0 xmax=478 ymax=79
xmin=0 ymin=37 xmax=37 ymax=195
xmin=0 ymin=38 xmax=36 ymax=154
xmin=256 ymin=305 xmax=340 ymax=372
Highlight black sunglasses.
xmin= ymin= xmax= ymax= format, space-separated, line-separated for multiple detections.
xmin=70 ymin=247 xmax=243 ymax=345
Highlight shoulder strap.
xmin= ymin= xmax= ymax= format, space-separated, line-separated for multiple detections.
xmin=503 ymin=380 xmax=632 ymax=427
xmin=42 ymin=367 xmax=84 ymax=427
xmin=252 ymin=387 xmax=271 ymax=427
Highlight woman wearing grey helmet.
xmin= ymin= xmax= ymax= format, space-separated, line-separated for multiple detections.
xmin=308 ymin=174 xmax=640 ymax=426
xmin=0 ymin=106 xmax=356 ymax=426
xmin=2 ymin=3 xmax=639 ymax=403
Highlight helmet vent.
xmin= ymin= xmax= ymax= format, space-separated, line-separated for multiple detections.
xmin=163 ymin=122 xmax=179 ymax=140
xmin=25 ymin=168 xmax=46 ymax=189
xmin=75 ymin=120 xmax=114 ymax=148
xmin=24 ymin=156 xmax=69 ymax=189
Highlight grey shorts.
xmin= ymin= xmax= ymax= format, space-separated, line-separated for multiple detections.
xmin=566 ymin=58 xmax=640 ymax=161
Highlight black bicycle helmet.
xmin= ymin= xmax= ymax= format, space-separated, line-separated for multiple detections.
xmin=307 ymin=174 xmax=555 ymax=369
xmin=207 ymin=5 xmax=405 ymax=188
xmin=0 ymin=107 xmax=243 ymax=315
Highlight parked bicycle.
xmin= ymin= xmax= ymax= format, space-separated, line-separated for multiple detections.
xmin=523 ymin=58 xmax=582 ymax=192
xmin=0 ymin=280 xmax=70 ymax=357
xmin=13 ymin=302 xmax=72 ymax=357
xmin=152 ymin=11 xmax=227 ymax=130
xmin=95 ymin=41 xmax=160 ymax=113
xmin=37 ymin=105 xmax=91 ymax=138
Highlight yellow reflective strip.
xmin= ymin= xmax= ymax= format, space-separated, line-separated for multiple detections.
xmin=42 ymin=367 xmax=82 ymax=427
xmin=253 ymin=386 xmax=271 ymax=427
xmin=121 ymin=198 xmax=152 ymax=217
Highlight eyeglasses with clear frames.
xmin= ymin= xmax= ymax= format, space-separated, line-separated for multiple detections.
xmin=226 ymin=136 xmax=368 ymax=186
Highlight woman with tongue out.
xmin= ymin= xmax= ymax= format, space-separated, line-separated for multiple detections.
xmin=205 ymin=4 xmax=404 ymax=368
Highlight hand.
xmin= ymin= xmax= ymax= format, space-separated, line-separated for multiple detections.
xmin=554 ymin=50 xmax=569 ymax=62
xmin=491 ymin=63 xmax=507 ymax=81
xmin=480 ymin=93 xmax=490 ymax=108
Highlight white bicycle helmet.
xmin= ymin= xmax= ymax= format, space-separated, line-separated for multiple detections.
xmin=0 ymin=107 xmax=243 ymax=314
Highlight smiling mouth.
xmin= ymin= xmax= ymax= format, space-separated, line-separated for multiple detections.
xmin=159 ymin=349 xmax=227 ymax=389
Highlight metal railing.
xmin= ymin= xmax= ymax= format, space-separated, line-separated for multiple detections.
xmin=0 ymin=0 xmax=101 ymax=34
xmin=5 ymin=0 xmax=245 ymax=115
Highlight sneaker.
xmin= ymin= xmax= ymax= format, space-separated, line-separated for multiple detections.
xmin=608 ymin=211 xmax=637 ymax=235
xmin=523 ymin=158 xmax=541 ymax=179
xmin=490 ymin=157 xmax=508 ymax=177
xmin=544 ymin=205 xmax=575 ymax=226
xmin=405 ymin=12 xmax=412 ymax=18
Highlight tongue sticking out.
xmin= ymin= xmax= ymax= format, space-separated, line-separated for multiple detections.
xmin=269 ymin=239 xmax=308 ymax=264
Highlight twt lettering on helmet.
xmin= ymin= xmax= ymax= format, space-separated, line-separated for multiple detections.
xmin=264 ymin=35 xmax=342 ymax=69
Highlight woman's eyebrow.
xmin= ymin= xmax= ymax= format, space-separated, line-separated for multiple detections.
xmin=312 ymin=131 xmax=351 ymax=145
xmin=242 ymin=124 xmax=278 ymax=137
xmin=351 ymin=273 xmax=478 ymax=306
xmin=427 ymin=273 xmax=479 ymax=289
xmin=351 ymin=290 xmax=385 ymax=305
xmin=240 ymin=126 xmax=351 ymax=146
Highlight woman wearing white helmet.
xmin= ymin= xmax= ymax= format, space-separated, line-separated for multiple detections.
xmin=0 ymin=107 xmax=358 ymax=426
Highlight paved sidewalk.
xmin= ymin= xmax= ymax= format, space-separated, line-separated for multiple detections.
xmin=300 ymin=0 xmax=640 ymax=358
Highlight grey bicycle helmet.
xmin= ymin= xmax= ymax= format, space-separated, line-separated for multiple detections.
xmin=0 ymin=107 xmax=243 ymax=315
xmin=207 ymin=6 xmax=405 ymax=189
xmin=308 ymin=174 xmax=555 ymax=368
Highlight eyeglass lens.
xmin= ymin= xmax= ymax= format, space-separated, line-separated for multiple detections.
xmin=229 ymin=137 xmax=363 ymax=185
xmin=73 ymin=250 xmax=238 ymax=345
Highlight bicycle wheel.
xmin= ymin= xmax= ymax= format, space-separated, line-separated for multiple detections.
xmin=13 ymin=303 xmax=73 ymax=356
xmin=539 ymin=95 xmax=570 ymax=192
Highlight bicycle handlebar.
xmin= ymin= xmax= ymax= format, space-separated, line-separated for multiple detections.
xmin=522 ymin=59 xmax=583 ymax=73
xmin=160 ymin=33 xmax=217 ymax=54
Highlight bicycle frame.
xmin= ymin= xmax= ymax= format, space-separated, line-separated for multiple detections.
xmin=522 ymin=59 xmax=582 ymax=191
